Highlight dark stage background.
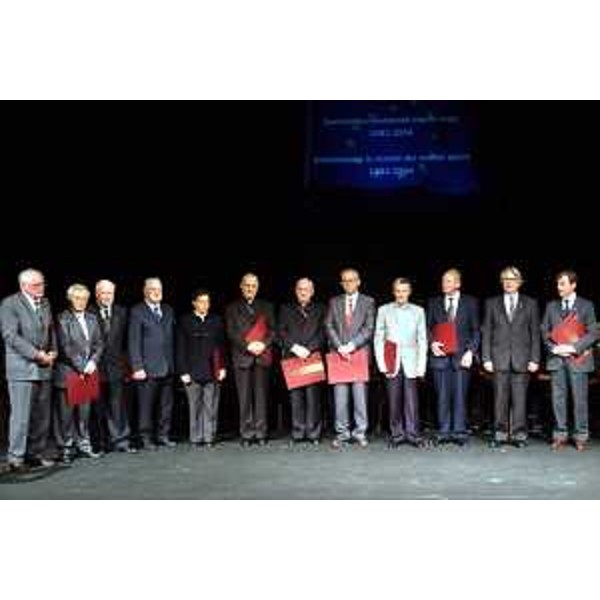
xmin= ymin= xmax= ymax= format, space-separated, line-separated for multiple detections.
xmin=1 ymin=101 xmax=599 ymax=445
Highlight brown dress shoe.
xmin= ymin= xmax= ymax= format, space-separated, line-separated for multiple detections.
xmin=575 ymin=441 xmax=588 ymax=452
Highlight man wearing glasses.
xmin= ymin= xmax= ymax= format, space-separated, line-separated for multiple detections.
xmin=482 ymin=266 xmax=541 ymax=449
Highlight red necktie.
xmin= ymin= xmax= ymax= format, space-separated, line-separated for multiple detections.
xmin=345 ymin=296 xmax=353 ymax=328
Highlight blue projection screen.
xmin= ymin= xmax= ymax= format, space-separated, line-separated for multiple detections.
xmin=306 ymin=101 xmax=478 ymax=195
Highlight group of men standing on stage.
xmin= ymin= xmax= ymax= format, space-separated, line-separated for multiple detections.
xmin=1 ymin=264 xmax=597 ymax=472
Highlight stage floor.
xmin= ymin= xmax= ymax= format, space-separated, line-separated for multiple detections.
xmin=1 ymin=437 xmax=598 ymax=499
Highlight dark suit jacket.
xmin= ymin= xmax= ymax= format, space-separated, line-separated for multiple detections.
xmin=427 ymin=294 xmax=480 ymax=370
xmin=128 ymin=303 xmax=175 ymax=378
xmin=90 ymin=303 xmax=128 ymax=381
xmin=225 ymin=298 xmax=276 ymax=368
xmin=277 ymin=302 xmax=326 ymax=359
xmin=176 ymin=312 xmax=225 ymax=382
xmin=541 ymin=296 xmax=597 ymax=373
xmin=482 ymin=294 xmax=541 ymax=372
xmin=54 ymin=310 xmax=104 ymax=388
xmin=324 ymin=293 xmax=376 ymax=351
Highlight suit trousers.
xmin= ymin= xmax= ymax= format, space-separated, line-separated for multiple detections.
xmin=184 ymin=381 xmax=220 ymax=444
xmin=386 ymin=368 xmax=419 ymax=442
xmin=136 ymin=376 xmax=174 ymax=443
xmin=233 ymin=364 xmax=270 ymax=440
xmin=7 ymin=380 xmax=52 ymax=463
xmin=289 ymin=384 xmax=322 ymax=441
xmin=53 ymin=389 xmax=93 ymax=452
xmin=433 ymin=367 xmax=470 ymax=440
xmin=492 ymin=371 xmax=529 ymax=441
xmin=551 ymin=363 xmax=589 ymax=442
xmin=333 ymin=382 xmax=368 ymax=442
xmin=96 ymin=379 xmax=130 ymax=450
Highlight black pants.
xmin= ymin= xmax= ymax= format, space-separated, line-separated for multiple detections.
xmin=96 ymin=379 xmax=130 ymax=450
xmin=233 ymin=365 xmax=270 ymax=440
xmin=493 ymin=371 xmax=529 ymax=441
xmin=289 ymin=384 xmax=322 ymax=441
xmin=386 ymin=369 xmax=419 ymax=442
xmin=136 ymin=377 xmax=173 ymax=443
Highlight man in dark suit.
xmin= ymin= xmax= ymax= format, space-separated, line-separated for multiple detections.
xmin=325 ymin=268 xmax=376 ymax=448
xmin=177 ymin=288 xmax=226 ymax=448
xmin=541 ymin=270 xmax=597 ymax=451
xmin=482 ymin=266 xmax=541 ymax=448
xmin=53 ymin=283 xmax=104 ymax=463
xmin=427 ymin=268 xmax=480 ymax=447
xmin=0 ymin=269 xmax=58 ymax=471
xmin=278 ymin=277 xmax=326 ymax=445
xmin=128 ymin=277 xmax=176 ymax=450
xmin=90 ymin=279 xmax=133 ymax=453
xmin=225 ymin=273 xmax=276 ymax=447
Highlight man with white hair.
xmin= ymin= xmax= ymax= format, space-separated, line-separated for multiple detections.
xmin=91 ymin=279 xmax=133 ymax=453
xmin=128 ymin=277 xmax=176 ymax=450
xmin=0 ymin=269 xmax=58 ymax=471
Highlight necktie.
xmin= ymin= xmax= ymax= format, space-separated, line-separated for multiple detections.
xmin=447 ymin=296 xmax=455 ymax=322
xmin=345 ymin=296 xmax=353 ymax=328
xmin=562 ymin=299 xmax=570 ymax=317
xmin=508 ymin=295 xmax=516 ymax=321
xmin=153 ymin=305 xmax=162 ymax=320
xmin=33 ymin=298 xmax=44 ymax=324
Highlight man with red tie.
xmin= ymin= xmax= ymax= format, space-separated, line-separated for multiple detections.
xmin=325 ymin=268 xmax=375 ymax=448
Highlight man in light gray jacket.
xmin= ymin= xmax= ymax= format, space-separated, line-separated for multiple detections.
xmin=0 ymin=269 xmax=57 ymax=471
xmin=374 ymin=278 xmax=427 ymax=448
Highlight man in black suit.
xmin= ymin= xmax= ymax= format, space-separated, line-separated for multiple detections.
xmin=91 ymin=280 xmax=134 ymax=453
xmin=128 ymin=277 xmax=176 ymax=450
xmin=427 ymin=268 xmax=480 ymax=446
xmin=177 ymin=288 xmax=226 ymax=448
xmin=482 ymin=266 xmax=541 ymax=448
xmin=278 ymin=278 xmax=326 ymax=445
xmin=541 ymin=270 xmax=597 ymax=452
xmin=225 ymin=273 xmax=276 ymax=447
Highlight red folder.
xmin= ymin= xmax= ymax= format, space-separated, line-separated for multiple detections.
xmin=281 ymin=353 xmax=326 ymax=390
xmin=245 ymin=314 xmax=268 ymax=343
xmin=244 ymin=314 xmax=273 ymax=365
xmin=551 ymin=313 xmax=589 ymax=365
xmin=65 ymin=371 xmax=100 ymax=407
xmin=212 ymin=348 xmax=226 ymax=379
xmin=432 ymin=322 xmax=458 ymax=355
xmin=326 ymin=348 xmax=370 ymax=384
xmin=384 ymin=340 xmax=397 ymax=373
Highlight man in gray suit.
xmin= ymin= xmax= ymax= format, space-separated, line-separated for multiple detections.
xmin=541 ymin=270 xmax=597 ymax=452
xmin=482 ymin=266 xmax=541 ymax=448
xmin=325 ymin=268 xmax=375 ymax=448
xmin=0 ymin=269 xmax=57 ymax=471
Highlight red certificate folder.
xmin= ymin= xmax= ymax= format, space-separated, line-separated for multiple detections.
xmin=244 ymin=314 xmax=273 ymax=365
xmin=326 ymin=348 xmax=370 ymax=384
xmin=245 ymin=314 xmax=268 ymax=343
xmin=432 ymin=322 xmax=458 ymax=355
xmin=65 ymin=372 xmax=100 ymax=406
xmin=551 ymin=313 xmax=589 ymax=365
xmin=281 ymin=353 xmax=326 ymax=390
xmin=384 ymin=340 xmax=397 ymax=373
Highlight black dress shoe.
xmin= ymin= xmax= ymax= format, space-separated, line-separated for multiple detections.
xmin=453 ymin=438 xmax=469 ymax=448
xmin=27 ymin=457 xmax=55 ymax=468
xmin=512 ymin=439 xmax=528 ymax=449
xmin=256 ymin=439 xmax=268 ymax=447
xmin=240 ymin=439 xmax=252 ymax=448
xmin=488 ymin=439 xmax=504 ymax=449
xmin=78 ymin=448 xmax=102 ymax=459
xmin=8 ymin=461 xmax=27 ymax=473
xmin=157 ymin=438 xmax=177 ymax=448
